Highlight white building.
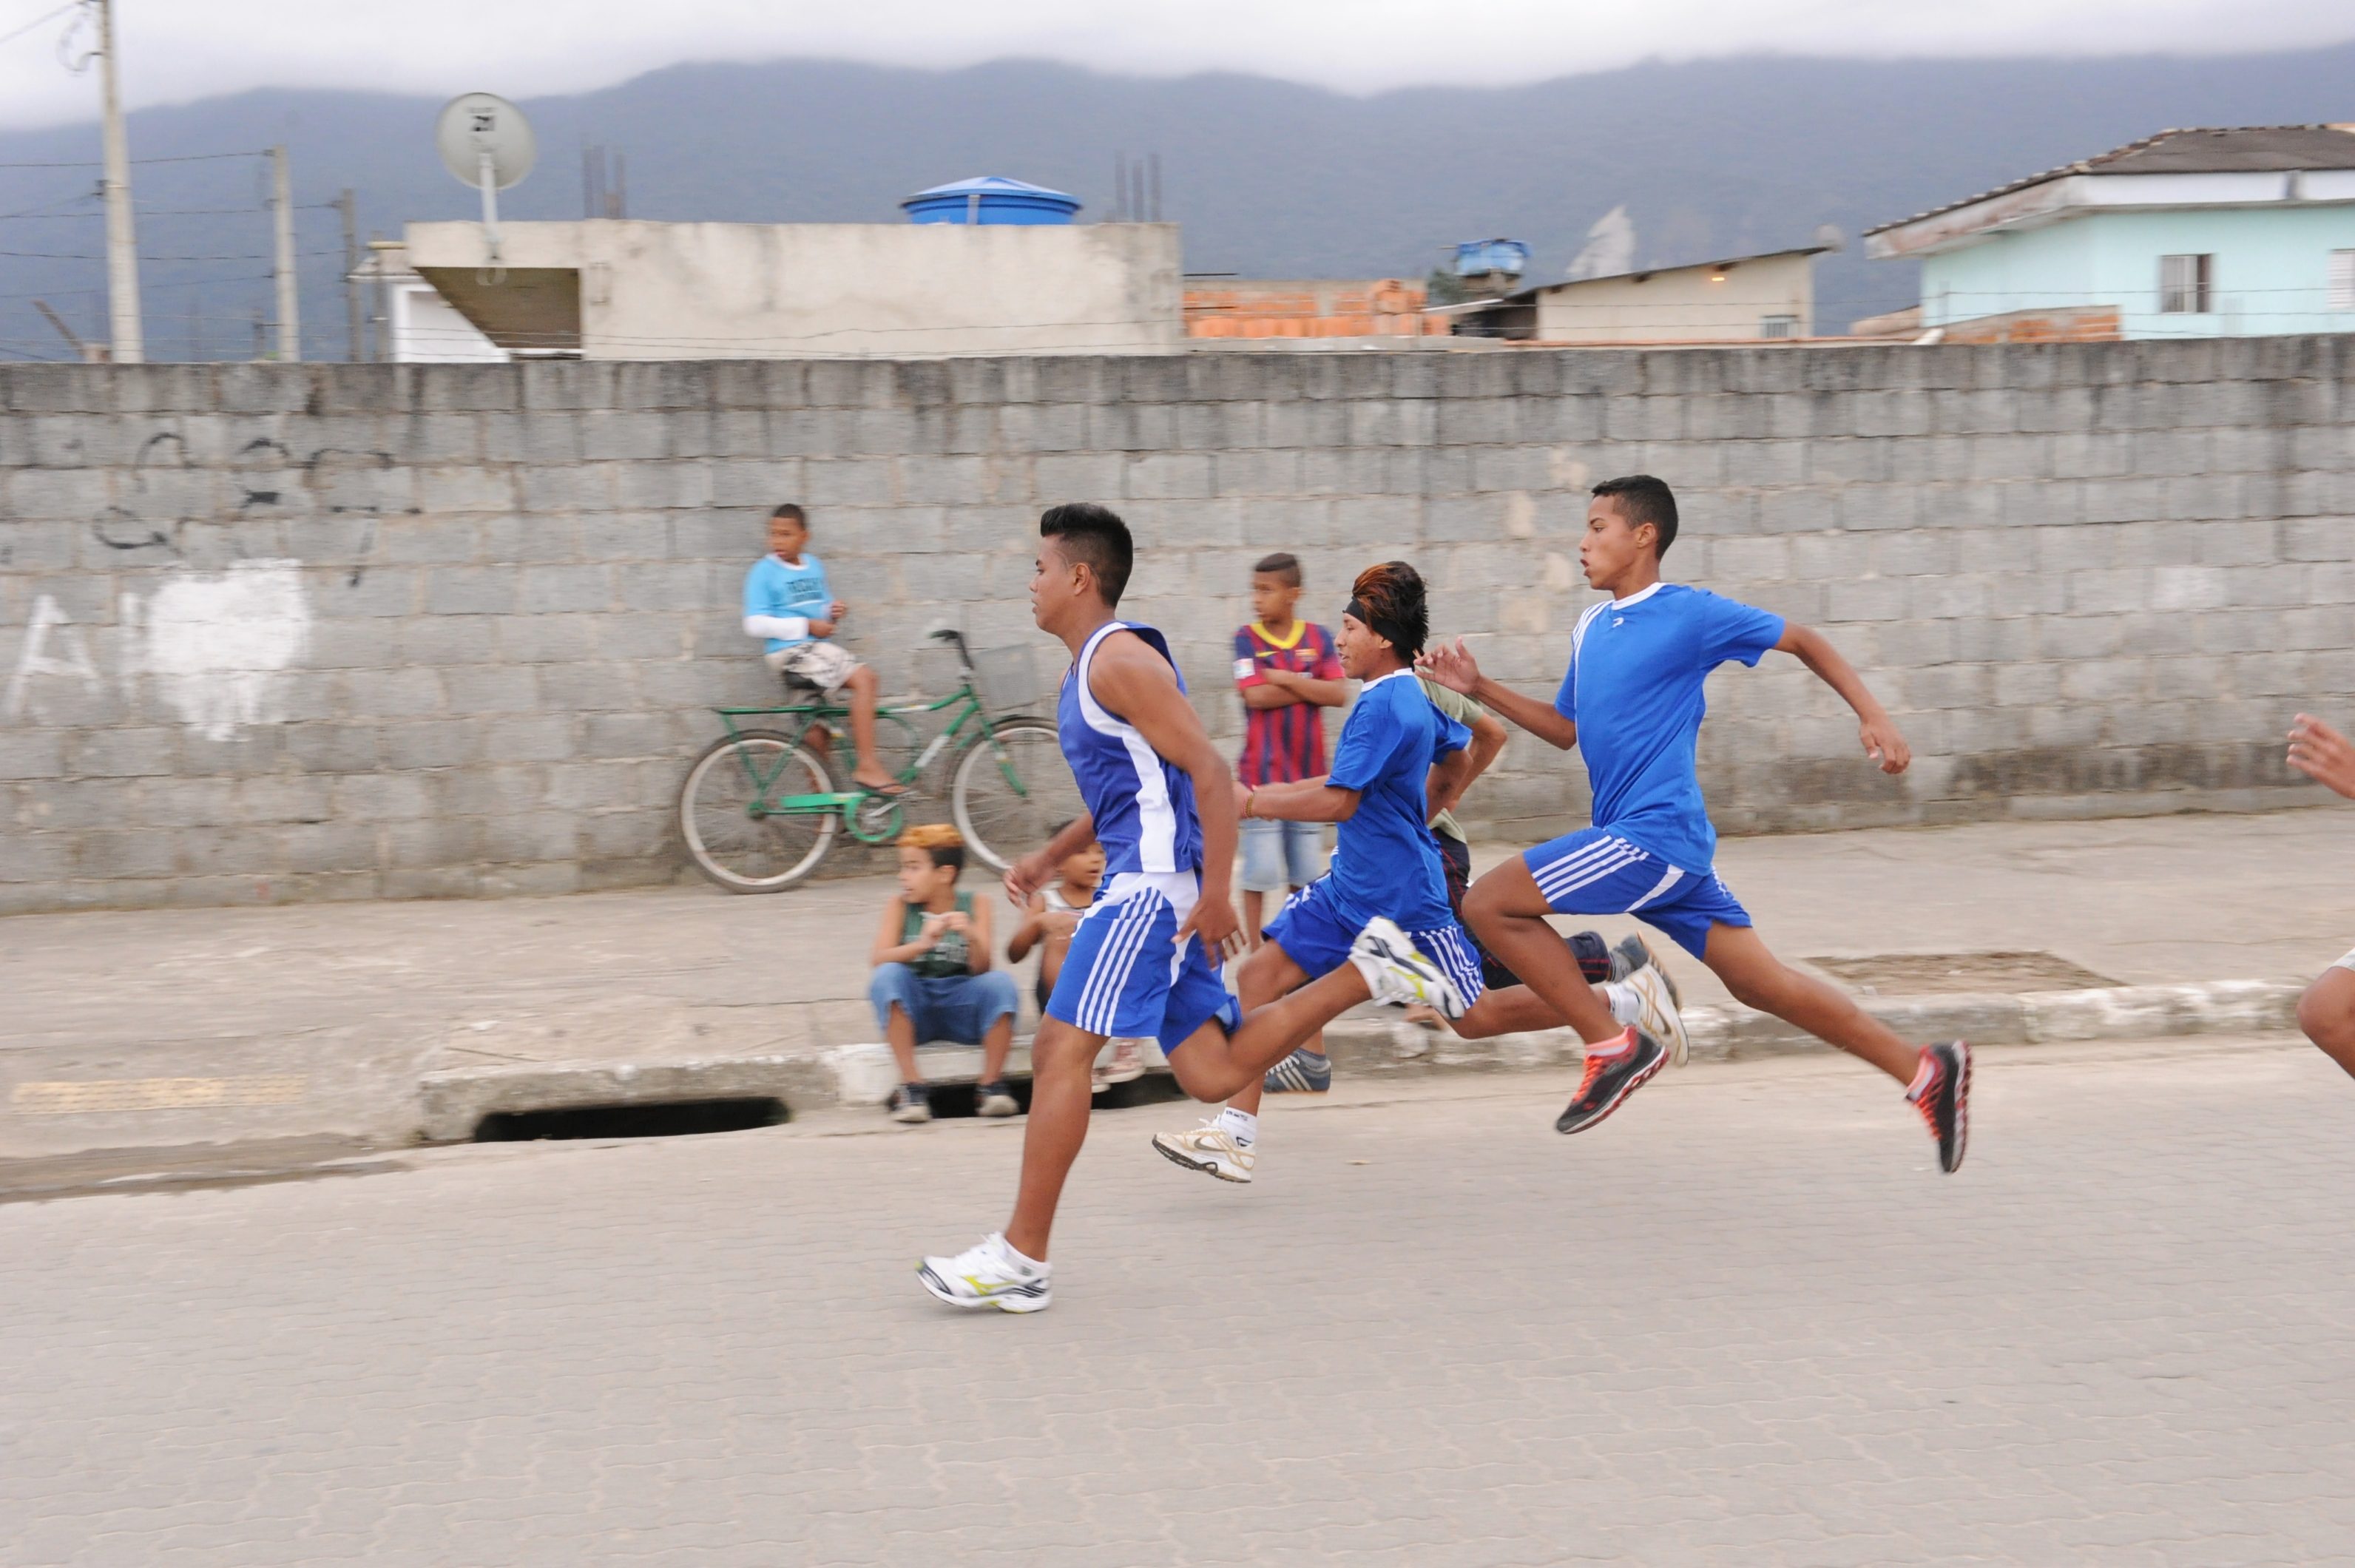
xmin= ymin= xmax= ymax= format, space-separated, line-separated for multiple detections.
xmin=394 ymin=219 xmax=1183 ymax=359
xmin=1866 ymin=124 xmax=2355 ymax=341
xmin=352 ymin=243 xmax=508 ymax=363
xmin=1433 ymin=246 xmax=1828 ymax=344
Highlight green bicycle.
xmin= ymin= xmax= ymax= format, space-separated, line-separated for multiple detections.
xmin=677 ymin=629 xmax=1080 ymax=892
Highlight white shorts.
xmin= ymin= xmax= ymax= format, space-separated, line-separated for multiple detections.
xmin=764 ymin=641 xmax=860 ymax=695
xmin=2334 ymin=949 xmax=2355 ymax=976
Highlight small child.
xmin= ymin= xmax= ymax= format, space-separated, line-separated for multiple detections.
xmin=868 ymin=824 xmax=1021 ymax=1123
xmin=743 ymin=502 xmax=900 ymax=797
xmin=1007 ymin=827 xmax=1141 ymax=1089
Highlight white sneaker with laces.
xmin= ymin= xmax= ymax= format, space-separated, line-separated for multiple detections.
xmin=1350 ymin=917 xmax=1467 ymax=1019
xmin=1621 ymin=962 xmax=1689 ymax=1068
xmin=917 ymin=1233 xmax=1053 ymax=1313
xmin=1152 ymin=1120 xmax=1257 ymax=1183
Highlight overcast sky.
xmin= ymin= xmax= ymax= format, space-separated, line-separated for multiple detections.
xmin=1 ymin=0 xmax=2345 ymax=131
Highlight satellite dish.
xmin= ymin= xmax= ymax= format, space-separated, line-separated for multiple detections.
xmin=436 ymin=92 xmax=535 ymax=189
xmin=433 ymin=92 xmax=535 ymax=278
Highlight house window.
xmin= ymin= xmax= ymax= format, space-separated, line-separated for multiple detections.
xmin=2330 ymin=250 xmax=2355 ymax=311
xmin=1760 ymin=314 xmax=1799 ymax=339
xmin=2159 ymin=254 xmax=2213 ymax=314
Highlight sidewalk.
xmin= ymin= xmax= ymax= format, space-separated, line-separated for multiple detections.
xmin=3 ymin=808 xmax=2348 ymax=1156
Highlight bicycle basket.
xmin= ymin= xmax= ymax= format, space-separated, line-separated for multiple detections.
xmin=969 ymin=644 xmax=1044 ymax=714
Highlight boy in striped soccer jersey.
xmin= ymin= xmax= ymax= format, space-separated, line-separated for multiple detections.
xmin=1233 ymin=554 xmax=1347 ymax=945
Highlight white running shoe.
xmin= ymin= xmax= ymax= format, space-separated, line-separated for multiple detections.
xmin=917 ymin=1233 xmax=1052 ymax=1313
xmin=1152 ymin=1121 xmax=1257 ymax=1183
xmin=1350 ymin=917 xmax=1467 ymax=1020
xmin=1621 ymin=962 xmax=1689 ymax=1068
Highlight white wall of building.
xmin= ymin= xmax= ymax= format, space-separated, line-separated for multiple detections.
xmin=1532 ymin=252 xmax=1815 ymax=343
xmin=387 ymin=280 xmax=508 ymax=364
xmin=403 ymin=220 xmax=1183 ymax=359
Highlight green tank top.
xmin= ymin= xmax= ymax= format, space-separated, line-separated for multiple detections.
xmin=902 ymin=891 xmax=976 ymax=978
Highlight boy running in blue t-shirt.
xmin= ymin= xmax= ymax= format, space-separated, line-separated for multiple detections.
xmin=1152 ymin=561 xmax=1682 ymax=1186
xmin=1421 ymin=475 xmax=1972 ymax=1172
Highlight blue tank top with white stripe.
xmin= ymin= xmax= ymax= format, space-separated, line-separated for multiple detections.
xmin=1058 ymin=621 xmax=1203 ymax=879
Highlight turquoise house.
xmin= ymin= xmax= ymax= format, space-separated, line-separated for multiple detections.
xmin=1865 ymin=126 xmax=2355 ymax=340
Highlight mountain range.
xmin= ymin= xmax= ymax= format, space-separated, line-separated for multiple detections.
xmin=1 ymin=46 xmax=2348 ymax=362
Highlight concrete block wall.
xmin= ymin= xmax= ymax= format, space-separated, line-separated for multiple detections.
xmin=0 ymin=341 xmax=2348 ymax=913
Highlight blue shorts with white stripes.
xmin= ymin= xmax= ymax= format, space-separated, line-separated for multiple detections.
xmin=1263 ymin=876 xmax=1489 ymax=1009
xmin=1521 ymin=828 xmax=1751 ymax=961
xmin=1044 ymin=871 xmax=1240 ymax=1054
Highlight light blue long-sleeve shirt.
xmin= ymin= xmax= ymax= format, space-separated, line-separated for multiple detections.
xmin=743 ymin=553 xmax=833 ymax=653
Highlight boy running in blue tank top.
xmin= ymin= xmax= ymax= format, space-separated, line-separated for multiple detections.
xmin=1149 ymin=561 xmax=1683 ymax=1186
xmin=1420 ymin=474 xmax=1972 ymax=1172
xmin=919 ymin=509 xmax=1462 ymax=1313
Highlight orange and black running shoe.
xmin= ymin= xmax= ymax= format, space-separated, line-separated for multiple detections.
xmin=1554 ymin=1027 xmax=1668 ymax=1135
xmin=1910 ymin=1040 xmax=1972 ymax=1173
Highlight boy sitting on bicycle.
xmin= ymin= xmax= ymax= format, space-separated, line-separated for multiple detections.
xmin=743 ymin=501 xmax=901 ymax=797
xmin=870 ymin=824 xmax=1023 ymax=1124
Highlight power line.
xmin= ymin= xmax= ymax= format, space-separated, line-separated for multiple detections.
xmin=0 ymin=149 xmax=267 ymax=169
xmin=0 ymin=246 xmax=343 ymax=260
xmin=0 ymin=1 xmax=75 ymax=48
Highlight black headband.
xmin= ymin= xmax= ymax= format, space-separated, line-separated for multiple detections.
xmin=1345 ymin=597 xmax=1422 ymax=660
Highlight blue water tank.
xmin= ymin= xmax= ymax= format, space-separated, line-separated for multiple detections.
xmin=1453 ymin=239 xmax=1530 ymax=278
xmin=902 ymin=176 xmax=1082 ymax=226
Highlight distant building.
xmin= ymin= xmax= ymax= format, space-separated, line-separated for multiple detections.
xmin=352 ymin=243 xmax=507 ymax=364
xmin=1183 ymin=278 xmax=1449 ymax=342
xmin=397 ymin=178 xmax=1181 ymax=359
xmin=1865 ymin=124 xmax=2355 ymax=341
xmin=1433 ymin=246 xmax=1827 ymax=344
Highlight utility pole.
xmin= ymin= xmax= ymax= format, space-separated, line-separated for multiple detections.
xmin=337 ymin=188 xmax=360 ymax=361
xmin=93 ymin=0 xmax=142 ymax=362
xmin=270 ymin=144 xmax=299 ymax=362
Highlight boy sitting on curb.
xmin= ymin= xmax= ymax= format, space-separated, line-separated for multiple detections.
xmin=869 ymin=824 xmax=1021 ymax=1123
xmin=1007 ymin=825 xmax=1142 ymax=1091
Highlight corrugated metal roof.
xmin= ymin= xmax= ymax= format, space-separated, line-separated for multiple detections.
xmin=1865 ymin=124 xmax=2355 ymax=237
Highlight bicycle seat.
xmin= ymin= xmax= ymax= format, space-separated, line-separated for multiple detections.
xmin=777 ymin=668 xmax=827 ymax=695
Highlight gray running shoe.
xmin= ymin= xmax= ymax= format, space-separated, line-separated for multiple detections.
xmin=1263 ymin=1047 xmax=1332 ymax=1094
xmin=1609 ymin=932 xmax=1681 ymax=1007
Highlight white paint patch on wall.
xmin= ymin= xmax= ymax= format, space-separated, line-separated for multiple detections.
xmin=135 ymin=561 xmax=313 ymax=742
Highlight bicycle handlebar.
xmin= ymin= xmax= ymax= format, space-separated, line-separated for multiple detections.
xmin=927 ymin=626 xmax=974 ymax=669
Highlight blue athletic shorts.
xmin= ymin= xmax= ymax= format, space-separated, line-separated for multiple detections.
xmin=1263 ymin=876 xmax=1488 ymax=1007
xmin=1044 ymin=871 xmax=1241 ymax=1054
xmin=1521 ymin=828 xmax=1751 ymax=961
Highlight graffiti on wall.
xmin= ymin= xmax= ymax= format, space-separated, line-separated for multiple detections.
xmin=2 ymin=426 xmax=393 ymax=739
xmin=5 ymin=564 xmax=313 ymax=740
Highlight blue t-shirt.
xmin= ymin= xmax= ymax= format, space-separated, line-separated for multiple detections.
xmin=1552 ymin=582 xmax=1784 ymax=874
xmin=1323 ymin=669 xmax=1470 ymax=932
xmin=743 ymin=553 xmax=833 ymax=652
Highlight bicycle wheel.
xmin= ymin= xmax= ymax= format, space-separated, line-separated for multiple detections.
xmin=678 ymin=729 xmax=839 ymax=891
xmin=951 ymin=718 xmax=1081 ymax=873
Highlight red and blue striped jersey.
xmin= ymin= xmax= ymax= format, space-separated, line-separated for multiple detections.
xmin=1233 ymin=621 xmax=1344 ymax=785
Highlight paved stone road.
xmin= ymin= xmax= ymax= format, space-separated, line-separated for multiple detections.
xmin=4 ymin=1034 xmax=2352 ymax=1566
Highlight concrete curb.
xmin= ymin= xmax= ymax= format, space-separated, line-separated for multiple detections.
xmin=416 ymin=1055 xmax=839 ymax=1143
xmin=1311 ymin=979 xmax=2306 ymax=1078
xmin=408 ymin=979 xmax=2305 ymax=1135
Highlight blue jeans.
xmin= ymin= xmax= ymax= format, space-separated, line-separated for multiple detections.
xmin=869 ymin=964 xmax=1020 ymax=1045
xmin=1240 ymin=817 xmax=1328 ymax=893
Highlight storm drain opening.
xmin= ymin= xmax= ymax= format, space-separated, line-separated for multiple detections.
xmin=472 ymin=1098 xmax=788 ymax=1143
